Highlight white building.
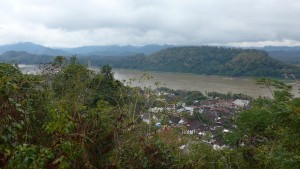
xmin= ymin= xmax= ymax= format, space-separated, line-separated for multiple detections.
xmin=233 ymin=99 xmax=250 ymax=107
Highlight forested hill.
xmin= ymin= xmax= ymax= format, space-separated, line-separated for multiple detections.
xmin=1 ymin=46 xmax=300 ymax=78
xmin=0 ymin=51 xmax=54 ymax=64
xmin=101 ymin=46 xmax=300 ymax=78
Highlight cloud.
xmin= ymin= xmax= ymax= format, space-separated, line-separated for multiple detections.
xmin=0 ymin=0 xmax=300 ymax=47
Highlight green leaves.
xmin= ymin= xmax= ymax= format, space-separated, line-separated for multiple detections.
xmin=3 ymin=58 xmax=300 ymax=169
xmin=8 ymin=144 xmax=54 ymax=169
xmin=224 ymin=78 xmax=300 ymax=168
xmin=44 ymin=108 xmax=75 ymax=134
xmin=0 ymin=63 xmax=21 ymax=77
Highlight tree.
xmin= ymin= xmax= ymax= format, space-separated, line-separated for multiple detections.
xmin=225 ymin=78 xmax=300 ymax=168
xmin=100 ymin=65 xmax=113 ymax=79
xmin=69 ymin=55 xmax=78 ymax=65
xmin=52 ymin=56 xmax=68 ymax=68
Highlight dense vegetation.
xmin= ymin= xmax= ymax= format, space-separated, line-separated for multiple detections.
xmin=225 ymin=78 xmax=300 ymax=168
xmin=99 ymin=46 xmax=300 ymax=78
xmin=1 ymin=57 xmax=300 ymax=168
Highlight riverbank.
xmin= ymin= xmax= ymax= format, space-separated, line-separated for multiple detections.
xmin=18 ymin=64 xmax=300 ymax=98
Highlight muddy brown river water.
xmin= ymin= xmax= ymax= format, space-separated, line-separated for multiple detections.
xmin=19 ymin=65 xmax=300 ymax=98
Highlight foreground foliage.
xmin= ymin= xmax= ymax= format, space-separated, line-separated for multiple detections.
xmin=0 ymin=58 xmax=300 ymax=168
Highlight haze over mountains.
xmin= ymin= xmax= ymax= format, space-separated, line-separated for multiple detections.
xmin=0 ymin=42 xmax=300 ymax=63
xmin=260 ymin=46 xmax=300 ymax=64
xmin=1 ymin=42 xmax=300 ymax=78
xmin=0 ymin=42 xmax=68 ymax=56
xmin=0 ymin=42 xmax=173 ymax=57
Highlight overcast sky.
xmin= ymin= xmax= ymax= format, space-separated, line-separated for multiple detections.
xmin=0 ymin=0 xmax=300 ymax=47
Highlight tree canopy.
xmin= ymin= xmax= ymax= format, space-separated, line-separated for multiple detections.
xmin=1 ymin=58 xmax=300 ymax=168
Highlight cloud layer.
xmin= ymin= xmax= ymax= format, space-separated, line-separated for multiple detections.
xmin=0 ymin=0 xmax=300 ymax=47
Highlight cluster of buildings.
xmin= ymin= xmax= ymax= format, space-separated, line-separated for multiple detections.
xmin=141 ymin=90 xmax=250 ymax=149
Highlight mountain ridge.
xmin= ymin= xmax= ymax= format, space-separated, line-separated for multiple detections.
xmin=1 ymin=46 xmax=300 ymax=79
xmin=0 ymin=51 xmax=54 ymax=64
xmin=0 ymin=42 xmax=68 ymax=56
xmin=97 ymin=46 xmax=300 ymax=78
xmin=1 ymin=42 xmax=299 ymax=63
xmin=0 ymin=42 xmax=173 ymax=56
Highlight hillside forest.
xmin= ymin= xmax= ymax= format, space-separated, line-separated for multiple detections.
xmin=1 ymin=57 xmax=300 ymax=168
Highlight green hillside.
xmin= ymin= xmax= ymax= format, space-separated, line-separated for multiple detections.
xmin=104 ymin=46 xmax=300 ymax=78
xmin=1 ymin=46 xmax=300 ymax=79
xmin=0 ymin=51 xmax=54 ymax=64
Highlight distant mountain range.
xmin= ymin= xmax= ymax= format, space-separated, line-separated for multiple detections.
xmin=0 ymin=42 xmax=300 ymax=64
xmin=59 ymin=44 xmax=173 ymax=56
xmin=0 ymin=42 xmax=173 ymax=57
xmin=0 ymin=42 xmax=68 ymax=56
xmin=1 ymin=42 xmax=300 ymax=78
xmin=258 ymin=46 xmax=300 ymax=64
xmin=0 ymin=51 xmax=54 ymax=64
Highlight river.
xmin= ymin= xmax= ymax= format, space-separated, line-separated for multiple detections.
xmin=18 ymin=64 xmax=300 ymax=98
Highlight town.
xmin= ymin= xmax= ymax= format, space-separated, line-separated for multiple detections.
xmin=140 ymin=87 xmax=251 ymax=150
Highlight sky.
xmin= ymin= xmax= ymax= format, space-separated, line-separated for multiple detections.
xmin=0 ymin=0 xmax=300 ymax=47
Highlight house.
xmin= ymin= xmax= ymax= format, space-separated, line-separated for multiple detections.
xmin=169 ymin=115 xmax=181 ymax=124
xmin=176 ymin=108 xmax=185 ymax=113
xmin=184 ymin=106 xmax=194 ymax=115
xmin=184 ymin=106 xmax=194 ymax=111
xmin=233 ymin=99 xmax=250 ymax=107
xmin=155 ymin=122 xmax=161 ymax=127
xmin=222 ymin=129 xmax=230 ymax=133
xmin=213 ymin=144 xmax=227 ymax=150
xmin=186 ymin=120 xmax=201 ymax=130
xmin=178 ymin=119 xmax=186 ymax=125
xmin=198 ymin=131 xmax=206 ymax=136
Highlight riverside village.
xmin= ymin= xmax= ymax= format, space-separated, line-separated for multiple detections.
xmin=140 ymin=87 xmax=251 ymax=150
